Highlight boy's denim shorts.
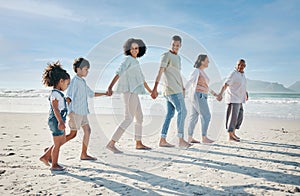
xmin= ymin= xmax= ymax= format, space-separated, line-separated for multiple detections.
xmin=48 ymin=118 xmax=65 ymax=136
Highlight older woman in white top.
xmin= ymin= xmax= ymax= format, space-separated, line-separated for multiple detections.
xmin=185 ymin=54 xmax=218 ymax=143
xmin=218 ymin=59 xmax=248 ymax=142
xmin=106 ymin=38 xmax=152 ymax=153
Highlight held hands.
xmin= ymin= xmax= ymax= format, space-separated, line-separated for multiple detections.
xmin=106 ymin=88 xmax=113 ymax=96
xmin=216 ymin=93 xmax=223 ymax=102
xmin=151 ymin=89 xmax=158 ymax=99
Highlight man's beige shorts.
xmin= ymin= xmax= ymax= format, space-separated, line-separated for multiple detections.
xmin=68 ymin=112 xmax=89 ymax=130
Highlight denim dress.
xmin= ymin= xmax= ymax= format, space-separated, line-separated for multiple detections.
xmin=48 ymin=90 xmax=68 ymax=136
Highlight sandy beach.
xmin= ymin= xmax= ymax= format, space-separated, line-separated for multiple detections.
xmin=0 ymin=112 xmax=299 ymax=195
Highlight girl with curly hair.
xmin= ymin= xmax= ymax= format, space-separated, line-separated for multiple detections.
xmin=40 ymin=62 xmax=70 ymax=171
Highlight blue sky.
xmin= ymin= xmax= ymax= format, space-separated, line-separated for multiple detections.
xmin=0 ymin=0 xmax=299 ymax=89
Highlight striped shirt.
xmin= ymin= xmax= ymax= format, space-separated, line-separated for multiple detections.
xmin=67 ymin=75 xmax=94 ymax=115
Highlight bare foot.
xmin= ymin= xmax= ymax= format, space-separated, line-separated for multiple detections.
xmin=233 ymin=129 xmax=240 ymax=139
xmin=229 ymin=136 xmax=240 ymax=142
xmin=51 ymin=165 xmax=65 ymax=171
xmin=80 ymin=155 xmax=97 ymax=160
xmin=159 ymin=141 xmax=175 ymax=147
xmin=188 ymin=138 xmax=201 ymax=143
xmin=233 ymin=133 xmax=240 ymax=140
xmin=43 ymin=147 xmax=52 ymax=163
xmin=106 ymin=144 xmax=123 ymax=154
xmin=159 ymin=138 xmax=175 ymax=147
xmin=39 ymin=156 xmax=50 ymax=166
xmin=202 ymin=137 xmax=214 ymax=143
xmin=136 ymin=144 xmax=152 ymax=150
xmin=179 ymin=140 xmax=192 ymax=148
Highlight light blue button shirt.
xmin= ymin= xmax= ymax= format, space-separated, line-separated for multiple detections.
xmin=67 ymin=75 xmax=94 ymax=115
xmin=116 ymin=56 xmax=146 ymax=94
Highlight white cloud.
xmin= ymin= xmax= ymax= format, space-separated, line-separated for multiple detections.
xmin=0 ymin=0 xmax=85 ymax=22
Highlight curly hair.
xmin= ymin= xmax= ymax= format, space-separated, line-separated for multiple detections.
xmin=194 ymin=54 xmax=208 ymax=68
xmin=123 ymin=38 xmax=146 ymax=57
xmin=73 ymin=57 xmax=90 ymax=73
xmin=42 ymin=61 xmax=70 ymax=87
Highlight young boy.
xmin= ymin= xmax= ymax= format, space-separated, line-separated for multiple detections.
xmin=66 ymin=57 xmax=106 ymax=160
xmin=151 ymin=35 xmax=191 ymax=148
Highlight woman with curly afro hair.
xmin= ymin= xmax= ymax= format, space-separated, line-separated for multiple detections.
xmin=106 ymin=38 xmax=152 ymax=153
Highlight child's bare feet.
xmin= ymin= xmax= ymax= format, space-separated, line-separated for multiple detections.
xmin=159 ymin=138 xmax=175 ymax=147
xmin=80 ymin=155 xmax=97 ymax=160
xmin=39 ymin=156 xmax=50 ymax=166
xmin=43 ymin=147 xmax=52 ymax=163
xmin=202 ymin=136 xmax=214 ymax=143
xmin=179 ymin=139 xmax=192 ymax=148
xmin=136 ymin=141 xmax=151 ymax=150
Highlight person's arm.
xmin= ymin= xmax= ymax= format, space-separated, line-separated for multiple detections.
xmin=51 ymin=99 xmax=65 ymax=130
xmin=66 ymin=79 xmax=74 ymax=104
xmin=151 ymin=67 xmax=166 ymax=99
xmin=107 ymin=74 xmax=119 ymax=96
xmin=209 ymin=89 xmax=218 ymax=97
xmin=217 ymin=83 xmax=229 ymax=101
xmin=144 ymin=81 xmax=152 ymax=94
xmin=86 ymin=85 xmax=107 ymax=97
xmin=66 ymin=97 xmax=71 ymax=105
xmin=95 ymin=92 xmax=107 ymax=97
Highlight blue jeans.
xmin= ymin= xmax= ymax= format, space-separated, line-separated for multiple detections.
xmin=187 ymin=92 xmax=211 ymax=137
xmin=161 ymin=93 xmax=187 ymax=138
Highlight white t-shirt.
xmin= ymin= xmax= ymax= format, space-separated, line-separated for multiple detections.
xmin=50 ymin=90 xmax=66 ymax=111
xmin=224 ymin=70 xmax=247 ymax=104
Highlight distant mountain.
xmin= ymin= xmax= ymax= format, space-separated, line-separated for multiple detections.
xmin=247 ymin=79 xmax=293 ymax=92
xmin=210 ymin=79 xmax=294 ymax=93
xmin=288 ymin=81 xmax=300 ymax=92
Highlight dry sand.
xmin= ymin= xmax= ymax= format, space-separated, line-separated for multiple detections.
xmin=0 ymin=112 xmax=299 ymax=195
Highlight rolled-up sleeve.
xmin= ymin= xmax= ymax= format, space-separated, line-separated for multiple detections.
xmin=160 ymin=53 xmax=169 ymax=68
xmin=225 ymin=71 xmax=235 ymax=86
xmin=87 ymin=85 xmax=94 ymax=98
xmin=66 ymin=79 xmax=75 ymax=101
xmin=116 ymin=57 xmax=130 ymax=76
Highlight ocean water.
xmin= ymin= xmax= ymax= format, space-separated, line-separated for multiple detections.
xmin=0 ymin=89 xmax=299 ymax=120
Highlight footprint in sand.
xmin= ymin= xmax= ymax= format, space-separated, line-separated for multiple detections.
xmin=7 ymin=152 xmax=15 ymax=156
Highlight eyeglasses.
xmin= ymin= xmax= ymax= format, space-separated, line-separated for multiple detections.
xmin=131 ymin=47 xmax=139 ymax=50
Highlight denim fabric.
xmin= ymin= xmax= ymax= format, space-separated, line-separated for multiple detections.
xmin=161 ymin=93 xmax=187 ymax=138
xmin=48 ymin=90 xmax=67 ymax=136
xmin=187 ymin=92 xmax=211 ymax=137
